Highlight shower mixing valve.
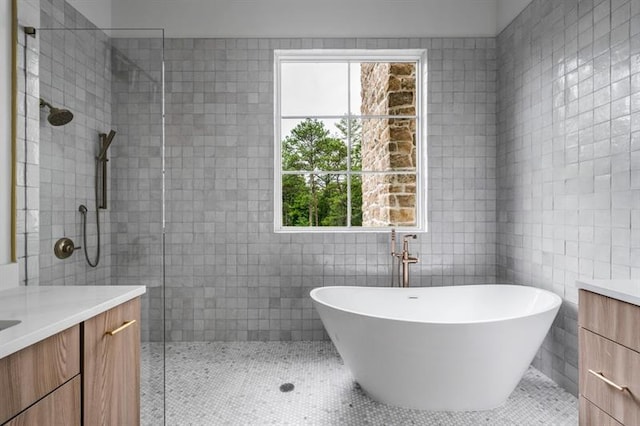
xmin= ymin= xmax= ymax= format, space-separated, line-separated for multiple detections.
xmin=54 ymin=237 xmax=80 ymax=260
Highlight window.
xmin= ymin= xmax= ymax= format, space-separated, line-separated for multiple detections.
xmin=274 ymin=49 xmax=427 ymax=232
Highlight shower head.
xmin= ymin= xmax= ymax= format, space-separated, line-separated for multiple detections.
xmin=40 ymin=98 xmax=74 ymax=126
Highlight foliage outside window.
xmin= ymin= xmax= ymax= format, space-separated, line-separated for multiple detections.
xmin=274 ymin=50 xmax=426 ymax=232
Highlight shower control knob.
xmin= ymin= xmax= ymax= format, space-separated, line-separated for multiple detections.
xmin=54 ymin=237 xmax=80 ymax=259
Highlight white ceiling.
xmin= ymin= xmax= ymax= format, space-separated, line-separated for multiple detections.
xmin=70 ymin=0 xmax=532 ymax=38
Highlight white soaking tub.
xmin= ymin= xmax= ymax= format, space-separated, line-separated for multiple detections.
xmin=310 ymin=284 xmax=561 ymax=411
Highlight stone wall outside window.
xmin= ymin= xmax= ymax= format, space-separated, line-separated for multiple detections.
xmin=360 ymin=63 xmax=417 ymax=227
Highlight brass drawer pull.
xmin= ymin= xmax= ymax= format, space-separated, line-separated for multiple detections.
xmin=106 ymin=320 xmax=136 ymax=336
xmin=588 ymin=369 xmax=626 ymax=391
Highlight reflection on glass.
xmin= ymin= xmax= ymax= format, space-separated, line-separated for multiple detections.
xmin=360 ymin=118 xmax=416 ymax=172
xmin=360 ymin=173 xmax=417 ymax=227
xmin=281 ymin=62 xmax=348 ymax=116
xmin=282 ymin=174 xmax=348 ymax=226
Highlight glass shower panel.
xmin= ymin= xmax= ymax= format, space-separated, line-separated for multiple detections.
xmin=35 ymin=27 xmax=165 ymax=425
xmin=110 ymin=30 xmax=165 ymax=425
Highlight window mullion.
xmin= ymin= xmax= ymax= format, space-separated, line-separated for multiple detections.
xmin=346 ymin=62 xmax=352 ymax=228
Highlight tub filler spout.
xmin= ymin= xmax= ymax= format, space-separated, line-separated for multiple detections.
xmin=401 ymin=234 xmax=419 ymax=288
xmin=391 ymin=230 xmax=418 ymax=287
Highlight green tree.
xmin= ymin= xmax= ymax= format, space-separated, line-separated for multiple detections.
xmin=281 ymin=117 xmax=364 ymax=227
xmin=282 ymin=174 xmax=310 ymax=226
xmin=334 ymin=117 xmax=363 ymax=226
xmin=318 ymin=176 xmax=348 ymax=226
xmin=282 ymin=119 xmax=346 ymax=226
xmin=334 ymin=117 xmax=362 ymax=170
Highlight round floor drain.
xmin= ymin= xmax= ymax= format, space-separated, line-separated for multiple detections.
xmin=279 ymin=383 xmax=295 ymax=392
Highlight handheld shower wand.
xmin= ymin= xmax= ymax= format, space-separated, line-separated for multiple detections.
xmin=79 ymin=130 xmax=117 ymax=268
xmin=97 ymin=130 xmax=116 ymax=209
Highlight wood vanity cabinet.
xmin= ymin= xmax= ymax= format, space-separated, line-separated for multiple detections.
xmin=83 ymin=297 xmax=141 ymax=426
xmin=579 ymin=289 xmax=640 ymax=426
xmin=0 ymin=325 xmax=80 ymax=425
xmin=0 ymin=297 xmax=141 ymax=425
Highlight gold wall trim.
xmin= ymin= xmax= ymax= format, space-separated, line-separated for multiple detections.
xmin=10 ymin=0 xmax=17 ymax=263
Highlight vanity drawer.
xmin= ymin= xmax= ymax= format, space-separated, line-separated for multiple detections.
xmin=579 ymin=289 xmax=640 ymax=352
xmin=5 ymin=375 xmax=81 ymax=426
xmin=580 ymin=396 xmax=623 ymax=426
xmin=579 ymin=328 xmax=640 ymax=425
xmin=0 ymin=325 xmax=80 ymax=424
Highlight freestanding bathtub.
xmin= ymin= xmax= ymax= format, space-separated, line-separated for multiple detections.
xmin=310 ymin=284 xmax=561 ymax=411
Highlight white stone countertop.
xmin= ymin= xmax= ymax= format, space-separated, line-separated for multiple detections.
xmin=0 ymin=285 xmax=145 ymax=359
xmin=577 ymin=279 xmax=640 ymax=307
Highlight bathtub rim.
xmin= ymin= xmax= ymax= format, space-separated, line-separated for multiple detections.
xmin=310 ymin=284 xmax=562 ymax=326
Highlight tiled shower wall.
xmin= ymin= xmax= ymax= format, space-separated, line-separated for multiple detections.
xmin=159 ymin=38 xmax=498 ymax=341
xmin=497 ymin=0 xmax=640 ymax=395
xmin=38 ymin=0 xmax=113 ymax=286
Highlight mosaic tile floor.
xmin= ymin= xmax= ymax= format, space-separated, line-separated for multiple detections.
xmin=141 ymin=342 xmax=578 ymax=425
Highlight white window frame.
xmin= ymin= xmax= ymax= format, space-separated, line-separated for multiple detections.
xmin=274 ymin=49 xmax=428 ymax=233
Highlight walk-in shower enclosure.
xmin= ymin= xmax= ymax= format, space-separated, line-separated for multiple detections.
xmin=15 ymin=1 xmax=166 ymax=421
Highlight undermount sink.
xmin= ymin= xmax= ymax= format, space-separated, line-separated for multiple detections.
xmin=0 ymin=320 xmax=21 ymax=331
